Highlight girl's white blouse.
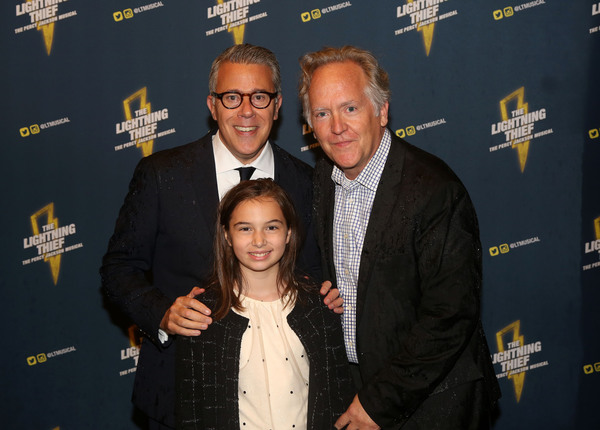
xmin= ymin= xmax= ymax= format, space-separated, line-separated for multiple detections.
xmin=233 ymin=294 xmax=310 ymax=430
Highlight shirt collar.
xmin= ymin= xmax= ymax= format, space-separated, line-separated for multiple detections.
xmin=212 ymin=130 xmax=274 ymax=176
xmin=331 ymin=128 xmax=391 ymax=191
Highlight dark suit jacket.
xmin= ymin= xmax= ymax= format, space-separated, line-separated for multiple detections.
xmin=100 ymin=132 xmax=320 ymax=427
xmin=313 ymin=133 xmax=500 ymax=429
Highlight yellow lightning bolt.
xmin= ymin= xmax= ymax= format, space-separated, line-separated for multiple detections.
xmin=123 ymin=88 xmax=154 ymax=157
xmin=594 ymin=217 xmax=600 ymax=240
xmin=217 ymin=0 xmax=246 ymax=44
xmin=38 ymin=22 xmax=54 ymax=55
xmin=30 ymin=203 xmax=61 ymax=285
xmin=128 ymin=325 xmax=142 ymax=348
xmin=496 ymin=320 xmax=526 ymax=402
xmin=499 ymin=87 xmax=530 ymax=173
xmin=27 ymin=0 xmax=55 ymax=55
xmin=407 ymin=0 xmax=435 ymax=56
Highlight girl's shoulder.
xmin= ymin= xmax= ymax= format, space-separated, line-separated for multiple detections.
xmin=193 ymin=282 xmax=221 ymax=308
xmin=294 ymin=274 xmax=320 ymax=298
xmin=294 ymin=275 xmax=334 ymax=314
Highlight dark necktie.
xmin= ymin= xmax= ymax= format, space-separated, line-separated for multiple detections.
xmin=236 ymin=166 xmax=256 ymax=181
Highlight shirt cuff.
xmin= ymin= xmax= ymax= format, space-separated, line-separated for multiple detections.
xmin=158 ymin=328 xmax=169 ymax=344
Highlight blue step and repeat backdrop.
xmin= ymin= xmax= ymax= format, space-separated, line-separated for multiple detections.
xmin=2 ymin=1 xmax=599 ymax=428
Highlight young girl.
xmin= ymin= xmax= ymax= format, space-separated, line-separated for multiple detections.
xmin=176 ymin=179 xmax=352 ymax=429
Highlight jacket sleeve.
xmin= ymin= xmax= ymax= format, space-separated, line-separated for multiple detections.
xmin=358 ymin=181 xmax=482 ymax=427
xmin=99 ymin=156 xmax=172 ymax=346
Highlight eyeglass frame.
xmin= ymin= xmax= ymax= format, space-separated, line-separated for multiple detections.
xmin=211 ymin=91 xmax=279 ymax=109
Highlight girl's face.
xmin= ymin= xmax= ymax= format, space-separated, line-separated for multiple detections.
xmin=226 ymin=197 xmax=291 ymax=277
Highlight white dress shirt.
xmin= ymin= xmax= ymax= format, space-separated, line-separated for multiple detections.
xmin=212 ymin=131 xmax=275 ymax=200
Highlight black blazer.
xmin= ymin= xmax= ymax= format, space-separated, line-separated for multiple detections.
xmin=176 ymin=286 xmax=353 ymax=429
xmin=100 ymin=132 xmax=320 ymax=427
xmin=313 ymin=133 xmax=500 ymax=429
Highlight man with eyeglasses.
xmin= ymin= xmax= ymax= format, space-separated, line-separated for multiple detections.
xmin=101 ymin=44 xmax=339 ymax=429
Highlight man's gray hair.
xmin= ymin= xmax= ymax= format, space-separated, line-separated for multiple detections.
xmin=209 ymin=44 xmax=281 ymax=95
xmin=298 ymin=46 xmax=390 ymax=126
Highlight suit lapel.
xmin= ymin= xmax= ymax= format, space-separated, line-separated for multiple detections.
xmin=272 ymin=142 xmax=291 ymax=190
xmin=189 ymin=135 xmax=220 ymax=232
xmin=323 ymin=171 xmax=337 ymax=283
xmin=356 ymin=139 xmax=407 ymax=324
xmin=314 ymin=158 xmax=337 ymax=284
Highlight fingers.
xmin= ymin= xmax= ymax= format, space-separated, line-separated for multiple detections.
xmin=177 ymin=296 xmax=213 ymax=322
xmin=323 ymin=284 xmax=339 ymax=303
xmin=160 ymin=289 xmax=213 ymax=336
xmin=321 ymin=281 xmax=344 ymax=313
xmin=320 ymin=280 xmax=333 ymax=297
xmin=334 ymin=412 xmax=350 ymax=430
xmin=338 ymin=396 xmax=380 ymax=430
xmin=187 ymin=287 xmax=211 ymax=316
xmin=187 ymin=286 xmax=205 ymax=298
xmin=329 ymin=296 xmax=344 ymax=314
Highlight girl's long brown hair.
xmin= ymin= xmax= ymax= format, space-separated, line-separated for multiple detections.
xmin=209 ymin=179 xmax=302 ymax=320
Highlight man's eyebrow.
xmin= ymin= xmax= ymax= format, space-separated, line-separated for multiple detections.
xmin=219 ymin=88 xmax=274 ymax=93
xmin=340 ymin=100 xmax=359 ymax=107
xmin=311 ymin=107 xmax=330 ymax=113
xmin=312 ymin=100 xmax=359 ymax=111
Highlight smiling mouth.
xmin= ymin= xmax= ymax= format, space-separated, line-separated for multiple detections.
xmin=235 ymin=126 xmax=258 ymax=132
xmin=330 ymin=138 xmax=354 ymax=145
xmin=249 ymin=251 xmax=271 ymax=257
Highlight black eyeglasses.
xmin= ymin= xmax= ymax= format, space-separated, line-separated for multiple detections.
xmin=211 ymin=91 xmax=278 ymax=109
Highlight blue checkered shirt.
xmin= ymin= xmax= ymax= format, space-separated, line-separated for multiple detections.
xmin=332 ymin=129 xmax=391 ymax=363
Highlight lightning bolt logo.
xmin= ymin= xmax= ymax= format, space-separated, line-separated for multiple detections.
xmin=123 ymin=88 xmax=154 ymax=157
xmin=496 ymin=320 xmax=526 ymax=402
xmin=406 ymin=0 xmax=435 ymax=56
xmin=27 ymin=0 xmax=55 ymax=55
xmin=30 ymin=203 xmax=61 ymax=285
xmin=418 ymin=22 xmax=435 ymax=56
xmin=499 ymin=87 xmax=530 ymax=173
xmin=128 ymin=325 xmax=142 ymax=348
xmin=38 ymin=21 xmax=54 ymax=55
xmin=217 ymin=0 xmax=246 ymax=44
xmin=594 ymin=217 xmax=600 ymax=240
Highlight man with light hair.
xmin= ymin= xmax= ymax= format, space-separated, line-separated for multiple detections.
xmin=300 ymin=45 xmax=500 ymax=429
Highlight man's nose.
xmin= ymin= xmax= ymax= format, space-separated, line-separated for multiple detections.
xmin=238 ymin=95 xmax=255 ymax=117
xmin=331 ymin=113 xmax=346 ymax=134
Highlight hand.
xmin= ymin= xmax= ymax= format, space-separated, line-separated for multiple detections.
xmin=159 ymin=287 xmax=212 ymax=336
xmin=320 ymin=280 xmax=344 ymax=314
xmin=335 ymin=395 xmax=380 ymax=430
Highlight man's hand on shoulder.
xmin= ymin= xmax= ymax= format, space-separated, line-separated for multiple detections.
xmin=159 ymin=287 xmax=212 ymax=336
xmin=335 ymin=395 xmax=380 ymax=430
xmin=320 ymin=280 xmax=344 ymax=314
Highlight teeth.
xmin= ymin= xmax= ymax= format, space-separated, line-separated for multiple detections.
xmin=250 ymin=251 xmax=269 ymax=257
xmin=235 ymin=126 xmax=257 ymax=132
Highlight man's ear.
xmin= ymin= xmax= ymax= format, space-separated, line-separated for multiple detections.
xmin=273 ymin=94 xmax=283 ymax=120
xmin=379 ymin=101 xmax=389 ymax=127
xmin=207 ymin=95 xmax=218 ymax=121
